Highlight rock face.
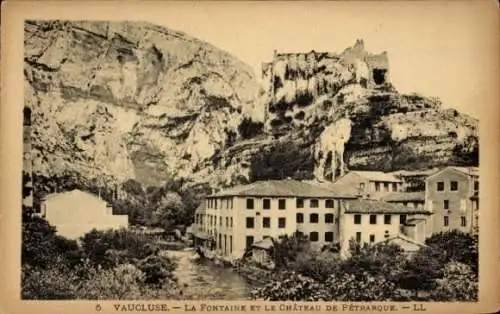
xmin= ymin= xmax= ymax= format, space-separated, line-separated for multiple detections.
xmin=25 ymin=22 xmax=478 ymax=192
xmin=260 ymin=40 xmax=478 ymax=181
xmin=24 ymin=20 xmax=260 ymax=188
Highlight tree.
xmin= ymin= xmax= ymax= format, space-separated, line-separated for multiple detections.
xmin=151 ymin=192 xmax=186 ymax=230
xmin=425 ymin=230 xmax=478 ymax=275
xmin=238 ymin=117 xmax=264 ymax=139
xmin=270 ymin=231 xmax=311 ymax=269
xmin=431 ymin=261 xmax=478 ymax=301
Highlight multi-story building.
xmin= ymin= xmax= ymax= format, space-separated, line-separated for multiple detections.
xmin=339 ymin=199 xmax=432 ymax=255
xmin=333 ymin=171 xmax=403 ymax=199
xmin=380 ymin=191 xmax=425 ymax=210
xmin=192 ymin=180 xmax=358 ymax=260
xmin=425 ymin=166 xmax=479 ymax=234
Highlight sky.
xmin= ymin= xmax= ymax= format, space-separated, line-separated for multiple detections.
xmin=140 ymin=1 xmax=497 ymax=119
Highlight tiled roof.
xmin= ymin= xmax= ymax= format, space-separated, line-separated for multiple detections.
xmin=393 ymin=169 xmax=439 ymax=177
xmin=380 ymin=191 xmax=425 ymax=202
xmin=345 ymin=200 xmax=431 ymax=214
xmin=376 ymin=233 xmax=427 ymax=248
xmin=43 ymin=189 xmax=106 ymax=203
xmin=348 ymin=171 xmax=402 ymax=183
xmin=449 ymin=166 xmax=479 ymax=176
xmin=212 ymin=180 xmax=358 ymax=198
xmin=252 ymin=237 xmax=274 ymax=250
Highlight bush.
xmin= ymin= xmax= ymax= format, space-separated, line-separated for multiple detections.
xmin=251 ymin=271 xmax=325 ymax=301
xmin=431 ymin=262 xmax=478 ymax=301
xmin=80 ymin=229 xmax=158 ymax=268
xmin=137 ymin=255 xmax=177 ymax=286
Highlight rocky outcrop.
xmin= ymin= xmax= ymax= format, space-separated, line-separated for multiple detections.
xmin=24 ymin=20 xmax=260 ymax=188
xmin=25 ymin=21 xmax=478 ymax=193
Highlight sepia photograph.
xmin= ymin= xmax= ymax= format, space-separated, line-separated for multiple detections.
xmin=1 ymin=1 xmax=499 ymax=313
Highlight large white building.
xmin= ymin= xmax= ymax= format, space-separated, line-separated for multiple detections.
xmin=193 ymin=180 xmax=358 ymax=259
xmin=41 ymin=189 xmax=129 ymax=240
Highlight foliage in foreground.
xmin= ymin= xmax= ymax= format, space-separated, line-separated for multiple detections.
xmin=21 ymin=216 xmax=179 ymax=299
xmin=251 ymin=231 xmax=478 ymax=301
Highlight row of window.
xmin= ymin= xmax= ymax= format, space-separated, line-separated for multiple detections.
xmin=196 ymin=214 xmax=234 ymax=228
xmin=245 ymin=232 xmax=335 ymax=248
xmin=436 ymin=180 xmax=479 ymax=192
xmin=374 ymin=182 xmax=399 ymax=192
xmin=207 ymin=198 xmax=234 ymax=210
xmin=247 ymin=198 xmax=336 ymax=210
xmin=444 ymin=215 xmax=467 ymax=227
xmin=354 ymin=214 xmax=407 ymax=225
xmin=355 ymin=232 xmax=379 ymax=243
xmin=247 ymin=217 xmax=286 ymax=229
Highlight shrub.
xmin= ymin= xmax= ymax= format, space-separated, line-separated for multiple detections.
xmin=80 ymin=228 xmax=158 ymax=268
xmin=323 ymin=272 xmax=397 ymax=301
xmin=251 ymin=271 xmax=325 ymax=301
xmin=431 ymin=262 xmax=478 ymax=301
xmin=137 ymin=255 xmax=177 ymax=286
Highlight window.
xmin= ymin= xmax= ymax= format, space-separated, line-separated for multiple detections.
xmin=246 ymin=217 xmax=254 ymax=229
xmin=400 ymin=214 xmax=407 ymax=225
xmin=246 ymin=198 xmax=254 ymax=209
xmin=310 ymin=213 xmax=319 ymax=223
xmin=384 ymin=182 xmax=389 ymax=192
xmin=369 ymin=215 xmax=377 ymax=225
xmin=230 ymin=235 xmax=233 ymax=253
xmin=325 ymin=232 xmax=334 ymax=242
xmin=263 ymin=199 xmax=271 ymax=210
xmin=437 ymin=182 xmax=444 ymax=191
xmin=325 ymin=199 xmax=334 ymax=208
xmin=278 ymin=199 xmax=286 ymax=210
xmin=263 ymin=217 xmax=271 ymax=228
xmin=474 ymin=181 xmax=479 ymax=191
xmin=309 ymin=232 xmax=319 ymax=242
xmin=384 ymin=214 xmax=391 ymax=225
xmin=444 ymin=216 xmax=449 ymax=227
xmin=219 ymin=234 xmax=222 ymax=249
xmin=278 ymin=217 xmax=286 ymax=228
xmin=384 ymin=230 xmax=390 ymax=238
xmin=461 ymin=216 xmax=467 ymax=227
xmin=215 ymin=199 xmax=218 ymax=209
xmin=359 ymin=183 xmax=365 ymax=190
xmin=451 ymin=181 xmax=458 ymax=191
xmin=225 ymin=217 xmax=228 ymax=227
xmin=230 ymin=217 xmax=233 ymax=227
xmin=325 ymin=213 xmax=334 ymax=224
xmin=246 ymin=236 xmax=254 ymax=249
xmin=369 ymin=234 xmax=375 ymax=243
xmin=310 ymin=199 xmax=319 ymax=208
xmin=220 ymin=217 xmax=222 ymax=226
xmin=354 ymin=214 xmax=362 ymax=224
xmin=356 ymin=232 xmax=362 ymax=242
xmin=296 ymin=198 xmax=304 ymax=208
xmin=296 ymin=213 xmax=304 ymax=223
xmin=375 ymin=182 xmax=380 ymax=192
xmin=392 ymin=183 xmax=398 ymax=192
xmin=444 ymin=200 xmax=449 ymax=210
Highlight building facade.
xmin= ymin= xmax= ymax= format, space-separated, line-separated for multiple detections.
xmin=340 ymin=199 xmax=432 ymax=255
xmin=193 ymin=180 xmax=357 ymax=259
xmin=42 ymin=189 xmax=129 ymax=240
xmin=334 ymin=171 xmax=403 ymax=199
xmin=425 ymin=167 xmax=479 ymax=234
xmin=380 ymin=191 xmax=425 ymax=210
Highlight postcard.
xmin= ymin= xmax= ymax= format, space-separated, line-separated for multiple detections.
xmin=1 ymin=1 xmax=499 ymax=314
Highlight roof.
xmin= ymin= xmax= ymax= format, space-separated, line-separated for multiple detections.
xmin=376 ymin=233 xmax=427 ymax=248
xmin=427 ymin=166 xmax=479 ymax=180
xmin=346 ymin=171 xmax=402 ymax=183
xmin=380 ymin=191 xmax=425 ymax=202
xmin=449 ymin=166 xmax=479 ymax=176
xmin=212 ymin=180 xmax=358 ymax=198
xmin=393 ymin=169 xmax=439 ymax=177
xmin=345 ymin=200 xmax=431 ymax=214
xmin=252 ymin=237 xmax=274 ymax=250
xmin=42 ymin=189 xmax=106 ymax=203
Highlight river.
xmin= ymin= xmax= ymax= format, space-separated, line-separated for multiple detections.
xmin=163 ymin=250 xmax=254 ymax=300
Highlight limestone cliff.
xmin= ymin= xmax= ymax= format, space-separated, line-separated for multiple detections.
xmin=25 ymin=22 xmax=478 ymax=194
xmin=24 ymin=20 xmax=260 ymax=189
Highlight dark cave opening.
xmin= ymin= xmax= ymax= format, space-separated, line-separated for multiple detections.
xmin=372 ymin=68 xmax=387 ymax=85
